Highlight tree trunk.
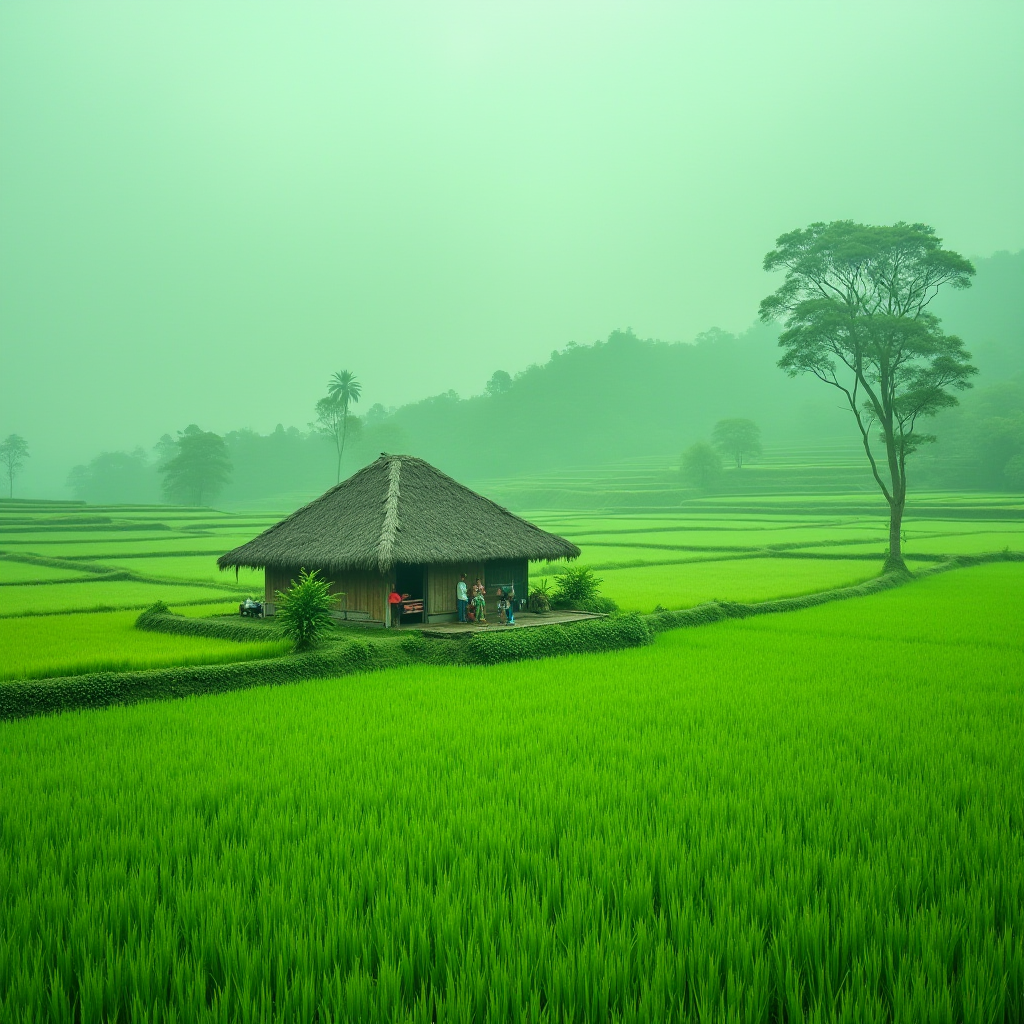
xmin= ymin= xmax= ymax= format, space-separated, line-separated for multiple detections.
xmin=884 ymin=498 xmax=908 ymax=574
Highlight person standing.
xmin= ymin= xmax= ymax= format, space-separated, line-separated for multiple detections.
xmin=472 ymin=578 xmax=487 ymax=624
xmin=456 ymin=574 xmax=469 ymax=623
xmin=505 ymin=583 xmax=516 ymax=626
xmin=388 ymin=588 xmax=403 ymax=627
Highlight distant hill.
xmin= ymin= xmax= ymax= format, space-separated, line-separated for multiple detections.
xmin=349 ymin=249 xmax=1022 ymax=488
xmin=67 ymin=250 xmax=1023 ymax=506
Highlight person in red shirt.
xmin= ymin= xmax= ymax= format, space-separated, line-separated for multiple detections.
xmin=388 ymin=589 xmax=405 ymax=627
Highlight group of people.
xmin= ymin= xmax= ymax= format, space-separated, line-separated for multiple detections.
xmin=456 ymin=574 xmax=515 ymax=626
xmin=387 ymin=574 xmax=518 ymax=628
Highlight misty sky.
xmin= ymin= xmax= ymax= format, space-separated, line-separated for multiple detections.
xmin=2 ymin=1 xmax=1022 ymax=486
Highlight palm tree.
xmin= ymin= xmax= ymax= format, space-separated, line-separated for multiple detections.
xmin=326 ymin=370 xmax=362 ymax=482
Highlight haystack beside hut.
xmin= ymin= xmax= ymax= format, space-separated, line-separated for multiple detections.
xmin=218 ymin=454 xmax=580 ymax=626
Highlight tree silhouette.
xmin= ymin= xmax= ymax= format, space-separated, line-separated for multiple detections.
xmin=711 ymin=419 xmax=762 ymax=469
xmin=319 ymin=370 xmax=362 ymax=483
xmin=760 ymin=220 xmax=976 ymax=573
xmin=486 ymin=370 xmax=513 ymax=397
xmin=0 ymin=434 xmax=29 ymax=498
xmin=158 ymin=426 xmax=232 ymax=506
xmin=681 ymin=442 xmax=722 ymax=490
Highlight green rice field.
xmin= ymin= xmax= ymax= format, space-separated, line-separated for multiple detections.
xmin=0 ymin=491 xmax=1021 ymax=1019
xmin=0 ymin=563 xmax=1020 ymax=1021
xmin=0 ymin=610 xmax=291 ymax=681
xmin=572 ymin=558 xmax=881 ymax=612
xmin=0 ymin=579 xmax=242 ymax=618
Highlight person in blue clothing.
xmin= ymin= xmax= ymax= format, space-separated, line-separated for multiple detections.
xmin=456 ymin=574 xmax=469 ymax=623
xmin=505 ymin=583 xmax=516 ymax=625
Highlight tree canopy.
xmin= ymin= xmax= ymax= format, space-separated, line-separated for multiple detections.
xmin=760 ymin=220 xmax=976 ymax=571
xmin=711 ymin=419 xmax=762 ymax=469
xmin=0 ymin=434 xmax=29 ymax=499
xmin=158 ymin=426 xmax=232 ymax=506
xmin=680 ymin=442 xmax=722 ymax=490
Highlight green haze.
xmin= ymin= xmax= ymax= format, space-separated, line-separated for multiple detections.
xmin=1 ymin=1 xmax=1022 ymax=496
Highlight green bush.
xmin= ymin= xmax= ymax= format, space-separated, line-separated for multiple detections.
xmin=275 ymin=568 xmax=336 ymax=651
xmin=551 ymin=565 xmax=610 ymax=611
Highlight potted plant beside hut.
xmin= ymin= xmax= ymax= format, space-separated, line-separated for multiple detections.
xmin=528 ymin=578 xmax=552 ymax=614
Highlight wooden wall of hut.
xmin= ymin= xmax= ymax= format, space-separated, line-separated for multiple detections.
xmin=265 ymin=565 xmax=389 ymax=623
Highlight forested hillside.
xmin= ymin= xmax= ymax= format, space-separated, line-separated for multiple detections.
xmin=66 ymin=251 xmax=1022 ymax=506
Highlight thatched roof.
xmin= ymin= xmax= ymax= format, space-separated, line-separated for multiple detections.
xmin=218 ymin=454 xmax=580 ymax=574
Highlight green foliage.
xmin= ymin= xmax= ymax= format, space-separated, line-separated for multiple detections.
xmin=0 ymin=434 xmax=29 ymax=498
xmin=0 ymin=564 xmax=1020 ymax=1020
xmin=317 ymin=369 xmax=363 ymax=482
xmin=465 ymin=613 xmax=651 ymax=665
xmin=527 ymin=577 xmax=552 ymax=613
xmin=680 ymin=441 xmax=722 ymax=489
xmin=66 ymin=449 xmax=157 ymax=504
xmin=760 ymin=220 xmax=978 ymax=571
xmin=485 ymin=370 xmax=512 ymax=397
xmin=711 ymin=418 xmax=762 ymax=469
xmin=550 ymin=564 xmax=604 ymax=609
xmin=158 ymin=426 xmax=232 ymax=506
xmin=274 ymin=568 xmax=336 ymax=651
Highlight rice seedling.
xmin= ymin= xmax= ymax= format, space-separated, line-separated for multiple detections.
xmin=0 ymin=565 xmax=1019 ymax=1022
xmin=0 ymin=610 xmax=291 ymax=681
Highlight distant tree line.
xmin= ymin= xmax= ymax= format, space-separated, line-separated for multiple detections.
xmin=61 ymin=243 xmax=1022 ymax=508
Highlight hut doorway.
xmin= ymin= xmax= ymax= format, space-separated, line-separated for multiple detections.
xmin=394 ymin=562 xmax=426 ymax=624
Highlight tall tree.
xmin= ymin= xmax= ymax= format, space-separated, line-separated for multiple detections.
xmin=0 ymin=434 xmax=29 ymax=498
xmin=760 ymin=221 xmax=976 ymax=573
xmin=319 ymin=370 xmax=362 ymax=483
xmin=158 ymin=425 xmax=232 ymax=506
xmin=711 ymin=419 xmax=762 ymax=469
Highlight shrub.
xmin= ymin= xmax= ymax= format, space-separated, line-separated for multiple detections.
xmin=680 ymin=441 xmax=722 ymax=490
xmin=275 ymin=569 xmax=336 ymax=651
xmin=551 ymin=565 xmax=604 ymax=610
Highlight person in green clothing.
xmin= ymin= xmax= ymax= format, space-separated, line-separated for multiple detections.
xmin=472 ymin=578 xmax=487 ymax=624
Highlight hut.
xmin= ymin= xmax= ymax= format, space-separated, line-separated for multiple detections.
xmin=218 ymin=454 xmax=580 ymax=626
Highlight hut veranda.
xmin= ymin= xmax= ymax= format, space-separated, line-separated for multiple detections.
xmin=218 ymin=454 xmax=581 ymax=626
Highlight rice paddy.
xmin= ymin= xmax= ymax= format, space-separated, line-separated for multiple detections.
xmin=0 ymin=610 xmax=291 ymax=681
xmin=0 ymin=563 xmax=1020 ymax=1022
xmin=0 ymin=579 xmax=242 ymax=618
xmin=0 ymin=492 xmax=1021 ymax=1019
